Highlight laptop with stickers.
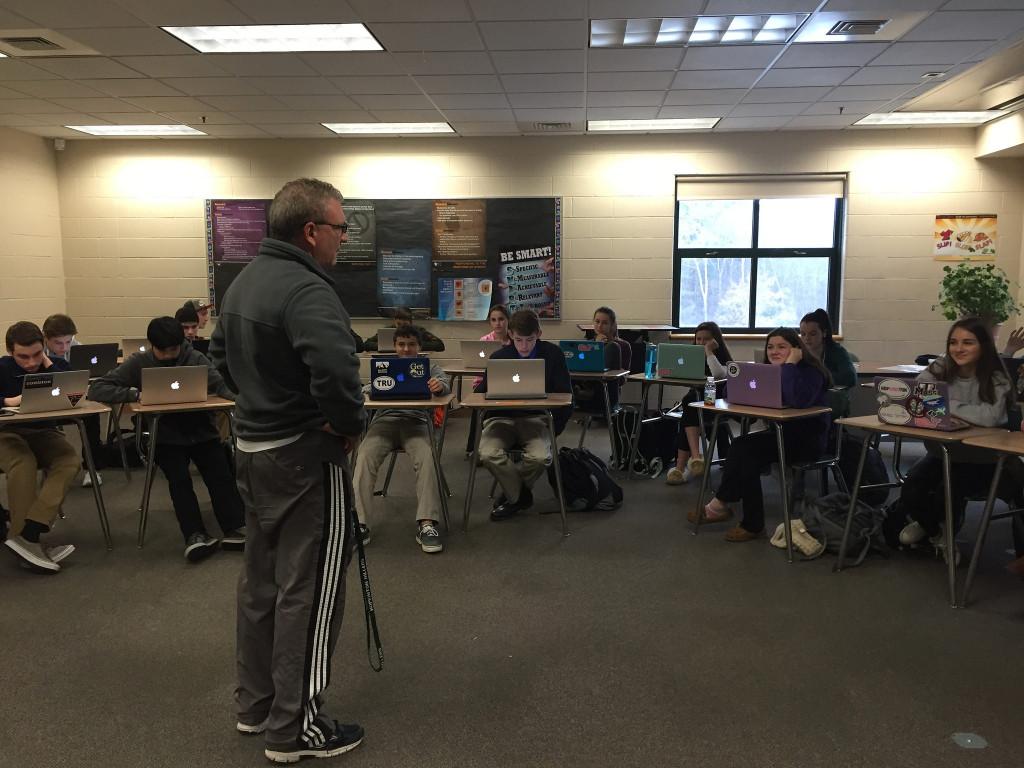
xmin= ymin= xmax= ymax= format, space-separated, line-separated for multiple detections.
xmin=19 ymin=370 xmax=90 ymax=413
xmin=485 ymin=358 xmax=546 ymax=400
xmin=727 ymin=362 xmax=784 ymax=408
xmin=560 ymin=340 xmax=607 ymax=373
xmin=369 ymin=356 xmax=431 ymax=400
xmin=875 ymin=377 xmax=970 ymax=431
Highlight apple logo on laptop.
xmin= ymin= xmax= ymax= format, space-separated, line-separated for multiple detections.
xmin=512 ymin=373 xmax=521 ymax=383
xmin=171 ymin=380 xmax=180 ymax=390
xmin=139 ymin=345 xmax=146 ymax=352
xmin=478 ymin=350 xmax=486 ymax=358
xmin=90 ymin=356 xmax=98 ymax=365
xmin=51 ymin=387 xmax=61 ymax=397
xmin=749 ymin=380 xmax=757 ymax=390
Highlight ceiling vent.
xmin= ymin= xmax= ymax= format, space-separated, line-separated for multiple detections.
xmin=827 ymin=19 xmax=889 ymax=36
xmin=0 ymin=35 xmax=62 ymax=51
xmin=523 ymin=121 xmax=575 ymax=132
xmin=0 ymin=29 xmax=100 ymax=57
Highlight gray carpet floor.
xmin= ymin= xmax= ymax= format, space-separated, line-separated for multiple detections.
xmin=2 ymin=415 xmax=1022 ymax=768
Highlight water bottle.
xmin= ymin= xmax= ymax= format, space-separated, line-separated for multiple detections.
xmin=704 ymin=375 xmax=716 ymax=406
xmin=644 ymin=343 xmax=657 ymax=378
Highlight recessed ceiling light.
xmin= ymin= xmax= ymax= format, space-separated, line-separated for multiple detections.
xmin=921 ymin=71 xmax=946 ymax=79
xmin=65 ymin=125 xmax=207 ymax=136
xmin=587 ymin=118 xmax=719 ymax=132
xmin=322 ymin=122 xmax=454 ymax=135
xmin=590 ymin=15 xmax=808 ymax=47
xmin=854 ymin=111 xmax=1008 ymax=126
xmin=162 ymin=24 xmax=382 ymax=53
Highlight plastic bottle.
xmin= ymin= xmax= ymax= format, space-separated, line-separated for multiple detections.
xmin=644 ymin=343 xmax=657 ymax=378
xmin=704 ymin=375 xmax=716 ymax=406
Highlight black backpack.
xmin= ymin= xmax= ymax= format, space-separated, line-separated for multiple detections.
xmin=800 ymin=492 xmax=890 ymax=567
xmin=546 ymin=447 xmax=624 ymax=512
xmin=838 ymin=435 xmax=891 ymax=506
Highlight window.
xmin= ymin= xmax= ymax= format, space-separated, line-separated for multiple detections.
xmin=673 ymin=175 xmax=845 ymax=333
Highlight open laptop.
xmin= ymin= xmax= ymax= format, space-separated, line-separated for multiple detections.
xmin=121 ymin=337 xmax=150 ymax=356
xmin=69 ymin=343 xmax=118 ymax=378
xmin=376 ymin=328 xmax=396 ymax=352
xmin=140 ymin=365 xmax=208 ymax=406
xmin=190 ymin=337 xmax=210 ymax=355
xmin=18 ymin=370 xmax=90 ymax=413
xmin=461 ymin=340 xmax=503 ymax=369
xmin=657 ymin=343 xmax=706 ymax=380
xmin=560 ymin=340 xmax=607 ymax=373
xmin=369 ymin=355 xmax=431 ymax=400
xmin=485 ymin=358 xmax=546 ymax=400
xmin=727 ymin=362 xmax=784 ymax=408
xmin=875 ymin=377 xmax=969 ymax=431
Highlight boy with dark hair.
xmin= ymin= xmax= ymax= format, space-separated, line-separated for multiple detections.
xmin=364 ymin=306 xmax=445 ymax=352
xmin=1 ymin=321 xmax=81 ymax=572
xmin=354 ymin=324 xmax=451 ymax=552
xmin=474 ymin=309 xmax=573 ymax=521
xmin=89 ymin=316 xmax=245 ymax=562
xmin=186 ymin=299 xmax=213 ymax=330
xmin=175 ymin=304 xmax=201 ymax=342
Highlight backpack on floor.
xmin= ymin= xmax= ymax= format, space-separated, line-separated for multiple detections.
xmin=546 ymin=447 xmax=624 ymax=512
xmin=838 ymin=435 xmax=891 ymax=507
xmin=610 ymin=409 xmax=676 ymax=477
xmin=800 ymin=492 xmax=890 ymax=567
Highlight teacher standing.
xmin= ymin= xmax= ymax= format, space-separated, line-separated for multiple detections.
xmin=210 ymin=178 xmax=367 ymax=763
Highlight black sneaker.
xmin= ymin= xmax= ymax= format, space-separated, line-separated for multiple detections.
xmin=184 ymin=532 xmax=219 ymax=563
xmin=358 ymin=523 xmax=371 ymax=546
xmin=489 ymin=484 xmax=533 ymax=521
xmin=221 ymin=528 xmax=246 ymax=551
xmin=416 ymin=521 xmax=444 ymax=553
xmin=265 ymin=721 xmax=364 ymax=764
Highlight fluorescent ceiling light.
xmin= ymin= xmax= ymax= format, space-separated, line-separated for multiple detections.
xmin=66 ymin=125 xmax=207 ymax=136
xmin=854 ymin=111 xmax=1008 ymax=126
xmin=590 ymin=14 xmax=808 ymax=47
xmin=322 ymin=122 xmax=454 ymax=135
xmin=163 ymin=24 xmax=382 ymax=53
xmin=588 ymin=118 xmax=719 ymax=132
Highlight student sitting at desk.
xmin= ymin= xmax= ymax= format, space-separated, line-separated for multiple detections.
xmin=466 ymin=304 xmax=513 ymax=454
xmin=363 ymin=306 xmax=445 ymax=352
xmin=175 ymin=304 xmax=201 ymax=343
xmin=895 ymin=317 xmax=1012 ymax=561
xmin=0 ymin=321 xmax=81 ymax=572
xmin=42 ymin=313 xmax=106 ymax=487
xmin=354 ymin=325 xmax=451 ymax=554
xmin=799 ymin=308 xmax=857 ymax=417
xmin=474 ymin=309 xmax=573 ymax=521
xmin=574 ymin=306 xmax=632 ymax=413
xmin=698 ymin=327 xmax=831 ymax=542
xmin=89 ymin=316 xmax=246 ymax=563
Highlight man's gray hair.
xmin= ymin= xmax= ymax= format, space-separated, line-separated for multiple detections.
xmin=268 ymin=178 xmax=344 ymax=241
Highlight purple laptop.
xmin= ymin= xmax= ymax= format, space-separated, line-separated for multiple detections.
xmin=727 ymin=362 xmax=784 ymax=408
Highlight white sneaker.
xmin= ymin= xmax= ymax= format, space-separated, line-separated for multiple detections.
xmin=899 ymin=521 xmax=928 ymax=546
xmin=5 ymin=536 xmax=60 ymax=572
xmin=82 ymin=472 xmax=103 ymax=488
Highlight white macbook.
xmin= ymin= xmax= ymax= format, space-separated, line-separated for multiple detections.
xmin=485 ymin=359 xmax=546 ymax=400
xmin=461 ymin=340 xmax=503 ymax=369
xmin=140 ymin=366 xmax=208 ymax=406
xmin=19 ymin=370 xmax=90 ymax=413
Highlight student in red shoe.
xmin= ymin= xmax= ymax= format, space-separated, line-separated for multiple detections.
xmin=697 ymin=327 xmax=831 ymax=542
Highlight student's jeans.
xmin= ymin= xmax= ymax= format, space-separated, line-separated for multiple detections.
xmin=353 ymin=416 xmax=442 ymax=524
xmin=714 ymin=431 xmax=820 ymax=533
xmin=0 ymin=427 xmax=80 ymax=537
xmin=899 ymin=454 xmax=997 ymax=537
xmin=479 ymin=416 xmax=550 ymax=502
xmin=153 ymin=437 xmax=244 ymax=542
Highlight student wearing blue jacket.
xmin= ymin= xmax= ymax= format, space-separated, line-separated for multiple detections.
xmin=697 ymin=327 xmax=832 ymax=542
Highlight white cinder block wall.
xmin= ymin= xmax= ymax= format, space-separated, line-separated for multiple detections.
xmin=0 ymin=127 xmax=66 ymax=334
xmin=41 ymin=129 xmax=1024 ymax=367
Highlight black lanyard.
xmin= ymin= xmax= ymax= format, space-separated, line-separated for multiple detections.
xmin=350 ymin=504 xmax=383 ymax=672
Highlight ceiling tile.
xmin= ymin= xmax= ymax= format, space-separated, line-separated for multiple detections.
xmin=19 ymin=125 xmax=99 ymax=138
xmin=784 ymin=114 xmax=862 ymax=129
xmin=871 ymin=41 xmax=992 ymax=66
xmin=586 ymin=106 xmax=660 ymax=119
xmin=587 ymin=91 xmax=666 ymax=107
xmin=680 ymin=45 xmax=784 ymax=70
xmin=0 ymin=7 xmax=35 ymax=26
xmin=743 ymin=86 xmax=833 ymax=103
xmin=414 ymin=75 xmax=504 ymax=93
xmin=389 ymin=52 xmax=495 ymax=75
xmin=56 ymin=27 xmax=197 ymax=56
xmin=664 ymin=89 xmax=746 ymax=105
xmin=0 ymin=0 xmax=147 ymax=28
xmin=329 ymin=76 xmax=421 ymax=94
xmin=231 ymin=109 xmax=371 ymax=123
xmin=442 ymin=108 xmax=516 ymax=121
xmin=479 ymin=21 xmax=587 ymax=50
xmin=300 ymin=53 xmax=404 ymax=76
xmin=30 ymin=58 xmax=147 ymax=79
xmin=588 ymin=71 xmax=675 ymax=91
xmin=729 ymin=102 xmax=810 ymax=117
xmin=0 ymin=84 xmax=29 ymax=98
xmin=0 ymin=98 xmax=82 ymax=114
xmin=0 ymin=60 xmax=59 ymax=81
xmin=84 ymin=79 xmax=186 ymax=97
xmin=430 ymin=93 xmax=510 ymax=109
xmin=242 ymin=77 xmax=340 ymax=95
xmin=757 ymin=67 xmax=858 ymax=87
xmin=512 ymin=107 xmax=586 ymax=122
xmin=451 ymin=121 xmax=520 ymax=134
xmin=715 ymin=115 xmax=791 ymax=131
xmin=116 ymin=56 xmax=230 ymax=78
xmin=490 ymin=50 xmax=585 ymax=73
xmin=368 ymin=109 xmax=447 ymax=121
xmin=6 ymin=80 xmax=107 ymax=98
xmin=499 ymin=73 xmax=584 ymax=92
xmin=346 ymin=0 xmax=472 ymax=21
xmin=824 ymin=83 xmax=914 ymax=101
xmin=198 ymin=124 xmax=272 ymax=137
xmin=159 ymin=111 xmax=242 ymax=125
xmin=371 ymin=23 xmax=484 ymax=51
xmin=672 ymin=69 xmax=761 ymax=89
xmin=775 ymin=42 xmax=888 ymax=68
xmin=229 ymin=0 xmax=360 ymax=23
xmin=53 ymin=97 xmax=146 ymax=112
xmin=842 ymin=65 xmax=945 ymax=85
xmin=210 ymin=54 xmax=319 ymax=77
xmin=84 ymin=112 xmax=175 ymax=125
xmin=822 ymin=0 xmax=943 ymax=9
xmin=943 ymin=0 xmax=1024 ymax=8
xmin=109 ymin=0 xmax=253 ymax=25
xmin=160 ymin=77 xmax=262 ymax=96
xmin=470 ymin=0 xmax=585 ymax=20
xmin=801 ymin=100 xmax=888 ymax=115
xmin=658 ymin=105 xmax=729 ymax=118
xmin=123 ymin=96 xmax=211 ymax=112
xmin=587 ymin=48 xmax=685 ymax=72
xmin=507 ymin=92 xmax=584 ymax=108
xmin=351 ymin=94 xmax=435 ymax=109
xmin=902 ymin=10 xmax=1024 ymax=41
xmin=705 ymin=0 xmax=818 ymax=10
xmin=198 ymin=95 xmax=289 ymax=111
xmin=261 ymin=124 xmax=336 ymax=137
xmin=588 ymin=0 xmax=704 ymax=16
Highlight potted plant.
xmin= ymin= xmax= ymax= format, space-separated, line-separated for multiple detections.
xmin=935 ymin=262 xmax=1022 ymax=331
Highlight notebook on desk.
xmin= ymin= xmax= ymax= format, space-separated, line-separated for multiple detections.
xmin=461 ymin=340 xmax=503 ymax=369
xmin=19 ymin=370 xmax=90 ymax=413
xmin=140 ymin=366 xmax=207 ymax=406
xmin=69 ymin=343 xmax=118 ymax=378
xmin=874 ymin=378 xmax=970 ymax=431
xmin=656 ymin=343 xmax=706 ymax=380
xmin=560 ymin=340 xmax=607 ymax=372
xmin=726 ymin=362 xmax=784 ymax=408
xmin=485 ymin=359 xmax=546 ymax=399
xmin=369 ymin=356 xmax=431 ymax=400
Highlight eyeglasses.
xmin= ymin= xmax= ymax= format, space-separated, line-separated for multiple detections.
xmin=313 ymin=221 xmax=349 ymax=233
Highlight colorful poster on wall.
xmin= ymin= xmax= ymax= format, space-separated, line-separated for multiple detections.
xmin=437 ymin=277 xmax=494 ymax=321
xmin=433 ymin=199 xmax=486 ymax=265
xmin=497 ymin=245 xmax=559 ymax=318
xmin=378 ymin=246 xmax=431 ymax=310
xmin=934 ymin=214 xmax=997 ymax=261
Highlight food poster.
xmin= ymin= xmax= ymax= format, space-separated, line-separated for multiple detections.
xmin=934 ymin=214 xmax=996 ymax=260
xmin=437 ymin=277 xmax=494 ymax=321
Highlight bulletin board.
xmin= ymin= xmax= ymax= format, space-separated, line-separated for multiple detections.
xmin=205 ymin=197 xmax=562 ymax=319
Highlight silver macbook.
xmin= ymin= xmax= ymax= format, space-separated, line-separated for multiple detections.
xmin=121 ymin=337 xmax=151 ymax=356
xmin=461 ymin=340 xmax=503 ymax=369
xmin=20 ymin=370 xmax=90 ymax=413
xmin=140 ymin=365 xmax=208 ymax=406
xmin=485 ymin=358 xmax=546 ymax=400
xmin=376 ymin=328 xmax=396 ymax=352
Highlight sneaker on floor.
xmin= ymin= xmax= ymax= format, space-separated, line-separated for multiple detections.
xmin=47 ymin=544 xmax=76 ymax=564
xmin=236 ymin=718 xmax=267 ymax=735
xmin=490 ymin=484 xmax=533 ymax=521
xmin=221 ymin=528 xmax=246 ymax=551
xmin=665 ymin=467 xmax=686 ymax=485
xmin=265 ymin=721 xmax=364 ymax=764
xmin=358 ymin=523 xmax=371 ymax=547
xmin=724 ymin=525 xmax=763 ymax=543
xmin=184 ymin=532 xmax=219 ymax=563
xmin=5 ymin=536 xmax=60 ymax=572
xmin=416 ymin=522 xmax=444 ymax=554
xmin=899 ymin=521 xmax=928 ymax=547
xmin=687 ymin=456 xmax=705 ymax=476
xmin=81 ymin=472 xmax=103 ymax=488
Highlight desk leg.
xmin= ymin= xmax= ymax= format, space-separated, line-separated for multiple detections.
xmin=892 ymin=435 xmax=907 ymax=485
xmin=462 ymin=411 xmax=482 ymax=532
xmin=774 ymin=423 xmax=794 ymax=563
xmin=425 ymin=416 xmax=450 ymax=532
xmin=940 ymin=445 xmax=957 ymax=608
xmin=960 ymin=454 xmax=1006 ymax=608
xmin=137 ymin=414 xmax=160 ymax=548
xmin=691 ymin=411 xmax=721 ymax=536
xmin=546 ymin=411 xmax=569 ymax=537
xmin=601 ymin=380 xmax=618 ymax=468
xmin=73 ymin=417 xmax=112 ymax=550
xmin=627 ymin=381 xmax=650 ymax=478
xmin=111 ymin=403 xmax=131 ymax=481
xmin=834 ymin=434 xmax=870 ymax=572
